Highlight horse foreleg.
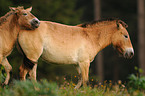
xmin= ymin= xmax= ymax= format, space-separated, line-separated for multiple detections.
xmin=1 ymin=58 xmax=12 ymax=85
xmin=78 ymin=62 xmax=90 ymax=87
xmin=74 ymin=65 xmax=83 ymax=89
xmin=74 ymin=62 xmax=90 ymax=89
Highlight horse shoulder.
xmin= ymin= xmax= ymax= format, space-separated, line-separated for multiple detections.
xmin=18 ymin=29 xmax=43 ymax=61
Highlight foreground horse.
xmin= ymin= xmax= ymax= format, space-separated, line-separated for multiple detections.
xmin=0 ymin=6 xmax=40 ymax=85
xmin=18 ymin=19 xmax=134 ymax=89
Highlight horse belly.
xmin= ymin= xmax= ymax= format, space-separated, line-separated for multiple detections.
xmin=42 ymin=48 xmax=78 ymax=65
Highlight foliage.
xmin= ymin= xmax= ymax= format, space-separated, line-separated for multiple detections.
xmin=31 ymin=0 xmax=83 ymax=25
xmin=57 ymin=75 xmax=144 ymax=96
xmin=0 ymin=72 xmax=144 ymax=96
xmin=0 ymin=66 xmax=6 ymax=84
xmin=0 ymin=0 xmax=13 ymax=16
xmin=128 ymin=74 xmax=145 ymax=91
xmin=0 ymin=79 xmax=58 ymax=96
xmin=0 ymin=78 xmax=144 ymax=96
xmin=127 ymin=67 xmax=145 ymax=94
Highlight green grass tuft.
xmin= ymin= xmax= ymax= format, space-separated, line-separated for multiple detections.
xmin=0 ymin=79 xmax=58 ymax=96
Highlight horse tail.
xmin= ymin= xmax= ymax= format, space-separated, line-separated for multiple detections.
xmin=17 ymin=38 xmax=36 ymax=69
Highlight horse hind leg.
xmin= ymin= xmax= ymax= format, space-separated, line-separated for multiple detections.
xmin=28 ymin=64 xmax=37 ymax=81
xmin=19 ymin=56 xmax=37 ymax=81
xmin=19 ymin=63 xmax=29 ymax=81
xmin=1 ymin=58 xmax=12 ymax=85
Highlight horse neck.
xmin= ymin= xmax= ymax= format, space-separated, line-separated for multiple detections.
xmin=85 ymin=24 xmax=117 ymax=53
xmin=0 ymin=14 xmax=19 ymax=41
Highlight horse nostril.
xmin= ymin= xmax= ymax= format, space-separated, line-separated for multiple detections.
xmin=31 ymin=18 xmax=40 ymax=29
xmin=34 ymin=20 xmax=39 ymax=24
xmin=130 ymin=52 xmax=134 ymax=56
xmin=32 ymin=19 xmax=39 ymax=24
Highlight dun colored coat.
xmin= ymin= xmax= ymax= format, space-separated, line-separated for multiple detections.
xmin=18 ymin=19 xmax=134 ymax=89
xmin=0 ymin=6 xmax=40 ymax=85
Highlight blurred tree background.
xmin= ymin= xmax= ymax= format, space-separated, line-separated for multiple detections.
xmin=0 ymin=0 xmax=143 ymax=84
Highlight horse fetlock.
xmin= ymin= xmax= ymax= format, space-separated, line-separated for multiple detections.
xmin=75 ymin=78 xmax=83 ymax=89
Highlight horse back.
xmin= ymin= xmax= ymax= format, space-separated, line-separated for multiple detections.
xmin=18 ymin=21 xmax=96 ymax=64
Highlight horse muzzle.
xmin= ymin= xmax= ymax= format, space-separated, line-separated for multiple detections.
xmin=31 ymin=18 xmax=40 ymax=29
xmin=124 ymin=48 xmax=134 ymax=59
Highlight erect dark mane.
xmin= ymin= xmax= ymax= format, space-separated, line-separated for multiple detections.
xmin=117 ymin=19 xmax=128 ymax=28
xmin=79 ymin=18 xmax=128 ymax=28
xmin=0 ymin=6 xmax=25 ymax=26
xmin=0 ymin=11 xmax=14 ymax=26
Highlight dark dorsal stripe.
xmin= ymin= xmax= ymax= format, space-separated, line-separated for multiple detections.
xmin=79 ymin=18 xmax=128 ymax=28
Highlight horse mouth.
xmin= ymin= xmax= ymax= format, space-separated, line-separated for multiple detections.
xmin=114 ymin=46 xmax=124 ymax=56
xmin=115 ymin=46 xmax=134 ymax=59
xmin=31 ymin=23 xmax=40 ymax=29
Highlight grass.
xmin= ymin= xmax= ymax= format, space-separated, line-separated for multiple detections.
xmin=0 ymin=79 xmax=58 ymax=96
xmin=0 ymin=77 xmax=144 ymax=96
xmin=0 ymin=66 xmax=145 ymax=96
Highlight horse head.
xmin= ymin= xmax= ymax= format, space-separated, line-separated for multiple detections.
xmin=9 ymin=6 xmax=40 ymax=30
xmin=111 ymin=20 xmax=134 ymax=59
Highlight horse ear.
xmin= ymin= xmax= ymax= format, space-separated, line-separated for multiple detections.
xmin=116 ymin=20 xmax=128 ymax=30
xmin=116 ymin=20 xmax=123 ymax=30
xmin=26 ymin=7 xmax=32 ymax=12
xmin=9 ymin=7 xmax=16 ymax=11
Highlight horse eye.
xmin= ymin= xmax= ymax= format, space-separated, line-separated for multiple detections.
xmin=124 ymin=35 xmax=128 ymax=38
xmin=23 ymin=13 xmax=27 ymax=16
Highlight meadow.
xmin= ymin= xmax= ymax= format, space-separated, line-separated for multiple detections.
xmin=0 ymin=66 xmax=145 ymax=96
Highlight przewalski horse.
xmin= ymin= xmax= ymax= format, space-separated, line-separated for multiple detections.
xmin=18 ymin=19 xmax=134 ymax=89
xmin=0 ymin=6 xmax=40 ymax=85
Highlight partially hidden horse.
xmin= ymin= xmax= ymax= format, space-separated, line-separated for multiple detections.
xmin=18 ymin=19 xmax=134 ymax=89
xmin=0 ymin=6 xmax=40 ymax=85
